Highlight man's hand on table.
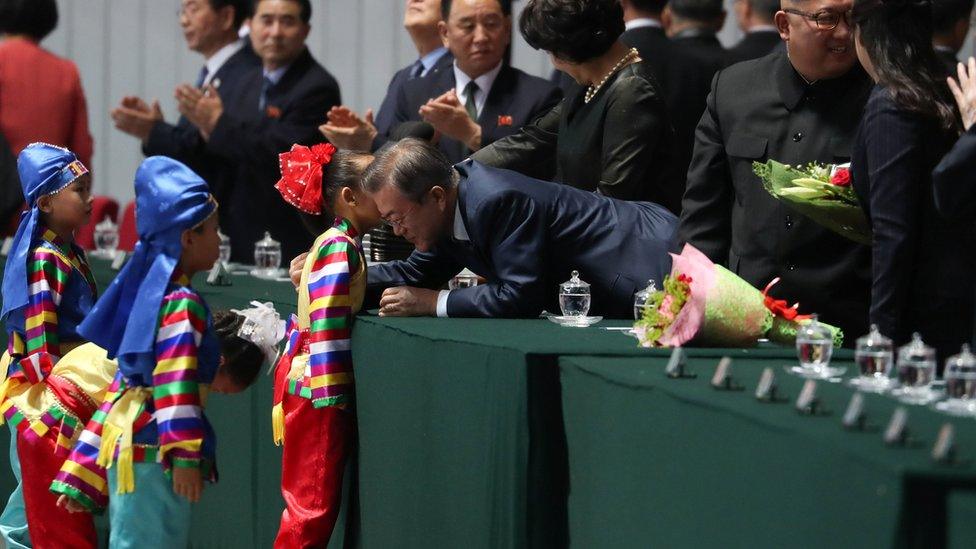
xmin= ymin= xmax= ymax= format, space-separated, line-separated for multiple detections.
xmin=379 ymin=287 xmax=438 ymax=317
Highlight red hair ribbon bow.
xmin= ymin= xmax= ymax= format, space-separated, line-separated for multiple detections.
xmin=762 ymin=277 xmax=811 ymax=322
xmin=275 ymin=143 xmax=337 ymax=215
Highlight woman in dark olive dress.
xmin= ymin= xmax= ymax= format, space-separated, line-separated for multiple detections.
xmin=471 ymin=0 xmax=682 ymax=212
xmin=850 ymin=0 xmax=976 ymax=361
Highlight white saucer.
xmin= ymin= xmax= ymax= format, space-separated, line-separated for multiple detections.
xmin=547 ymin=315 xmax=603 ymax=328
xmin=785 ymin=364 xmax=847 ymax=381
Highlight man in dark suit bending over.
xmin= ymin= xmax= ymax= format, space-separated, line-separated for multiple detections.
xmin=365 ymin=139 xmax=678 ymax=319
xmin=180 ymin=0 xmax=342 ymax=262
xmin=678 ymin=0 xmax=873 ymax=340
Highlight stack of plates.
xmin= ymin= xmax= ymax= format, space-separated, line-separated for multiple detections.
xmin=368 ymin=224 xmax=414 ymax=262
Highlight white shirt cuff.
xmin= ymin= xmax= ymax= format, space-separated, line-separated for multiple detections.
xmin=436 ymin=290 xmax=451 ymax=318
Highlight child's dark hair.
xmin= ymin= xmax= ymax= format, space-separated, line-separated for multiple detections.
xmin=299 ymin=149 xmax=373 ymax=235
xmin=213 ymin=310 xmax=265 ymax=389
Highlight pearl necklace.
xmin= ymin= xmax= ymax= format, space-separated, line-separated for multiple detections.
xmin=584 ymin=48 xmax=641 ymax=103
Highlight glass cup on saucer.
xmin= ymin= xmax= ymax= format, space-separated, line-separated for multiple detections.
xmin=550 ymin=270 xmax=601 ymax=327
xmin=935 ymin=344 xmax=976 ymax=416
xmin=789 ymin=315 xmax=845 ymax=379
xmin=252 ymin=231 xmax=283 ymax=279
xmin=891 ymin=333 xmax=939 ymax=405
xmin=849 ymin=324 xmax=895 ymax=393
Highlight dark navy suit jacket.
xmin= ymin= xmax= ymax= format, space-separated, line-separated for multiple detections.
xmin=206 ymin=48 xmax=342 ymax=262
xmin=390 ymin=64 xmax=562 ymax=164
xmin=372 ymin=51 xmax=454 ymax=150
xmin=366 ymin=160 xmax=678 ymax=318
xmin=143 ymin=43 xmax=261 ymax=227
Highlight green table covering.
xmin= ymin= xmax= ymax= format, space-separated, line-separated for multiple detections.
xmin=559 ymin=354 xmax=976 ymax=549
xmin=348 ymin=316 xmax=836 ymax=548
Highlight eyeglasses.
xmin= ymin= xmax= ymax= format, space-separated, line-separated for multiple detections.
xmin=382 ymin=200 xmax=423 ymax=230
xmin=783 ymin=8 xmax=853 ymax=30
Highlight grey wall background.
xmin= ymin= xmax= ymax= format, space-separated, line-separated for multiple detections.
xmin=32 ymin=0 xmax=973 ymax=203
xmin=33 ymin=0 xmax=745 ymax=204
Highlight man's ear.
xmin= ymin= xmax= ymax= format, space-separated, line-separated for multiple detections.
xmin=438 ymin=20 xmax=450 ymax=48
xmin=429 ymin=186 xmax=447 ymax=209
xmin=661 ymin=6 xmax=674 ymax=35
xmin=219 ymin=6 xmax=236 ymax=32
xmin=774 ymin=10 xmax=791 ymax=41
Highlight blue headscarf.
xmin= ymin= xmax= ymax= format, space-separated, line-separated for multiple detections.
xmin=1 ymin=143 xmax=89 ymax=322
xmin=78 ymin=157 xmax=216 ymax=381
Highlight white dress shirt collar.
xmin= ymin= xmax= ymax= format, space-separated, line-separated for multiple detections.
xmin=625 ymin=18 xmax=662 ymax=31
xmin=203 ymin=39 xmax=245 ymax=87
xmin=453 ymin=60 xmax=504 ymax=119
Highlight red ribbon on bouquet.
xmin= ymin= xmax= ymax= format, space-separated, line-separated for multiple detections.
xmin=275 ymin=143 xmax=337 ymax=215
xmin=762 ymin=278 xmax=812 ymax=321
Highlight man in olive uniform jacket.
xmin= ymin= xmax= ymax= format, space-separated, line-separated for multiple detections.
xmin=677 ymin=0 xmax=873 ymax=341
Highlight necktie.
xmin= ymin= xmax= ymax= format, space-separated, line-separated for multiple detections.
xmin=463 ymin=81 xmax=479 ymax=121
xmin=258 ymin=76 xmax=273 ymax=111
xmin=195 ymin=66 xmax=209 ymax=88
xmin=409 ymin=59 xmax=424 ymax=79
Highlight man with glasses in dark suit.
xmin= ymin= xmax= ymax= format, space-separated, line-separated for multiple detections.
xmin=678 ymin=0 xmax=873 ymax=341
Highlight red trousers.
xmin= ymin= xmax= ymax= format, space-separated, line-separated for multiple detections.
xmin=274 ymin=392 xmax=352 ymax=549
xmin=18 ymin=432 xmax=97 ymax=548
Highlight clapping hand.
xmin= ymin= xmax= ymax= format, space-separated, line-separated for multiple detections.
xmin=176 ymin=84 xmax=223 ymax=139
xmin=111 ymin=96 xmax=163 ymax=141
xmin=320 ymin=106 xmax=378 ymax=151
xmin=418 ymin=90 xmax=482 ymax=150
xmin=948 ymin=57 xmax=976 ymax=131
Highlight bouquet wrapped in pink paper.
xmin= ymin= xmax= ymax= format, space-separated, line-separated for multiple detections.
xmin=633 ymin=245 xmax=843 ymax=348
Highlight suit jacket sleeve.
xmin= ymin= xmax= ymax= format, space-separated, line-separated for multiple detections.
xmin=598 ymin=75 xmax=669 ymax=200
xmin=365 ymin=247 xmax=463 ymax=309
xmin=469 ymin=102 xmax=560 ymax=180
xmin=206 ymin=79 xmax=341 ymax=172
xmin=444 ymin=192 xmax=549 ymax=318
xmin=143 ymin=119 xmax=207 ymax=166
xmin=859 ymin=101 xmax=925 ymax=342
xmin=932 ymin=126 xmax=976 ymax=221
xmin=677 ymin=72 xmax=733 ymax=264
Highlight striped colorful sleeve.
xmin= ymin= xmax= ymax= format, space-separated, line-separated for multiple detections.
xmin=307 ymin=236 xmax=358 ymax=408
xmin=18 ymin=248 xmax=70 ymax=383
xmin=153 ymin=290 xmax=207 ymax=468
xmin=49 ymin=375 xmax=124 ymax=513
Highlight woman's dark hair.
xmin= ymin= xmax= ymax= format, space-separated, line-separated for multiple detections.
xmin=298 ymin=149 xmax=373 ymax=236
xmin=213 ymin=310 xmax=264 ymax=389
xmin=518 ymin=0 xmax=624 ymax=63
xmin=0 ymin=0 xmax=59 ymax=41
xmin=852 ymin=0 xmax=961 ymax=132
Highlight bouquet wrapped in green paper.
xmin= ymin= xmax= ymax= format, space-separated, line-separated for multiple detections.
xmin=753 ymin=159 xmax=871 ymax=245
xmin=633 ymin=245 xmax=843 ymax=348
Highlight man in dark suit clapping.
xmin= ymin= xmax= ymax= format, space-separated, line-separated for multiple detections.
xmin=180 ymin=0 xmax=342 ymax=261
xmin=320 ymin=0 xmax=454 ymax=152
xmin=726 ymin=0 xmax=783 ymax=64
xmin=111 ymin=0 xmax=260 ymax=210
xmin=678 ymin=0 xmax=873 ymax=340
xmin=386 ymin=0 xmax=562 ymax=164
